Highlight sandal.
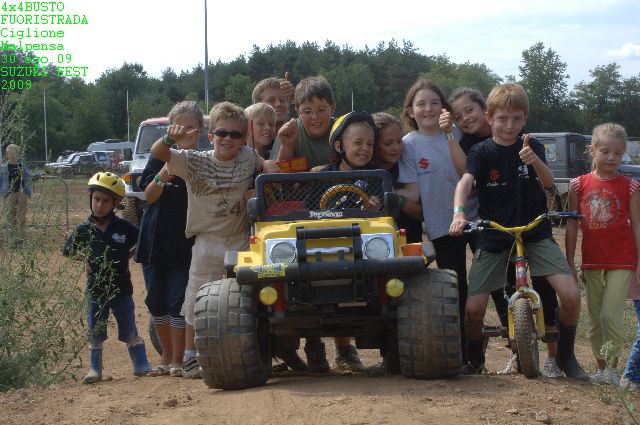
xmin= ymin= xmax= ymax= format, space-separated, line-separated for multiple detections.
xmin=169 ymin=367 xmax=183 ymax=377
xmin=147 ymin=365 xmax=170 ymax=377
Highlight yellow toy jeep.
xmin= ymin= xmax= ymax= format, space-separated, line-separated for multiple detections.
xmin=193 ymin=170 xmax=461 ymax=389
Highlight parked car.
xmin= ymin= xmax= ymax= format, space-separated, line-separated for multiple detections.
xmin=45 ymin=152 xmax=104 ymax=178
xmin=121 ymin=117 xmax=210 ymax=224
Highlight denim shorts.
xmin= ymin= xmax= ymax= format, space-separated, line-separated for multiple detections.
xmin=142 ymin=263 xmax=189 ymax=318
xmin=87 ymin=294 xmax=139 ymax=345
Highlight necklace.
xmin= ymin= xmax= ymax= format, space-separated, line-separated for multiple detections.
xmin=215 ymin=156 xmax=238 ymax=210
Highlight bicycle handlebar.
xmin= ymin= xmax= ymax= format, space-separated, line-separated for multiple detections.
xmin=463 ymin=212 xmax=583 ymax=234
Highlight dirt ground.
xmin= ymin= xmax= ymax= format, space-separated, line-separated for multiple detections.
xmin=0 ymin=179 xmax=635 ymax=424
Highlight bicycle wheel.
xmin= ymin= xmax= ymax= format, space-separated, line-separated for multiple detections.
xmin=512 ymin=297 xmax=540 ymax=378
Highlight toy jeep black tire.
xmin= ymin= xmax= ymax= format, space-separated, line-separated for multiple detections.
xmin=194 ymin=278 xmax=271 ymax=390
xmin=397 ymin=269 xmax=462 ymax=379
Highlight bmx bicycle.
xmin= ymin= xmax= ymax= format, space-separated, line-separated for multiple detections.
xmin=464 ymin=211 xmax=581 ymax=378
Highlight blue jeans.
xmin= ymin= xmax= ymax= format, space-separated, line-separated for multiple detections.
xmin=87 ymin=294 xmax=139 ymax=345
xmin=142 ymin=263 xmax=189 ymax=318
xmin=624 ymin=300 xmax=640 ymax=383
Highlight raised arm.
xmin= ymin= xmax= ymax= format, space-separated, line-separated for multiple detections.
xmin=439 ymin=108 xmax=466 ymax=176
xmin=150 ymin=125 xmax=199 ymax=163
xmin=519 ymin=134 xmax=554 ymax=189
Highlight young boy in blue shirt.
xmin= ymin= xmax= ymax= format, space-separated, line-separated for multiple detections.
xmin=64 ymin=172 xmax=152 ymax=383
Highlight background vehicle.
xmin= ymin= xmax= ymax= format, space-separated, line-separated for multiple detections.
xmin=193 ymin=170 xmax=462 ymax=390
xmin=121 ymin=117 xmax=210 ymax=224
xmin=87 ymin=139 xmax=134 ymax=162
xmin=45 ymin=152 xmax=104 ymax=178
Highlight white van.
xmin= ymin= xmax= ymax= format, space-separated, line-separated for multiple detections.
xmin=87 ymin=139 xmax=134 ymax=164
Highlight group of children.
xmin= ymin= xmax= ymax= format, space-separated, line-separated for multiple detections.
xmin=63 ymin=73 xmax=640 ymax=389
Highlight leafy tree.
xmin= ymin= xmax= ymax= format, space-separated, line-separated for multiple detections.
xmin=224 ymin=74 xmax=254 ymax=107
xmin=518 ymin=42 xmax=570 ymax=131
xmin=321 ymin=63 xmax=376 ymax=114
xmin=572 ymin=63 xmax=623 ymax=132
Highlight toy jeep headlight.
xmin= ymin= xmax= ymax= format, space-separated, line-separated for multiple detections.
xmin=269 ymin=240 xmax=297 ymax=264
xmin=362 ymin=234 xmax=393 ymax=259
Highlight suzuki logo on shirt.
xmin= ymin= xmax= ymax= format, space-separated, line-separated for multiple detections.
xmin=112 ymin=233 xmax=127 ymax=244
xmin=418 ymin=158 xmax=430 ymax=169
xmin=486 ymin=168 xmax=506 ymax=187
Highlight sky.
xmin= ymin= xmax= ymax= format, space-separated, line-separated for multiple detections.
xmin=3 ymin=0 xmax=640 ymax=89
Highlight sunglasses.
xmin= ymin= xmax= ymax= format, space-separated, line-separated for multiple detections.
xmin=211 ymin=129 xmax=243 ymax=139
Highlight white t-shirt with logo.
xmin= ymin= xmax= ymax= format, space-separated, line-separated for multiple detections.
xmin=398 ymin=129 xmax=471 ymax=240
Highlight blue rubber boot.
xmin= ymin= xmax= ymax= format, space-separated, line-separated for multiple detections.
xmin=127 ymin=338 xmax=152 ymax=377
xmin=83 ymin=347 xmax=103 ymax=384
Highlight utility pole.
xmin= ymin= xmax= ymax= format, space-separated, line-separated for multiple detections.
xmin=204 ymin=0 xmax=209 ymax=112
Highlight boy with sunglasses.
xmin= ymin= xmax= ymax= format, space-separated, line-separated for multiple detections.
xmin=151 ymin=101 xmax=278 ymax=378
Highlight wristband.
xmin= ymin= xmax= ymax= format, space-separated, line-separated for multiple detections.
xmin=453 ymin=205 xmax=465 ymax=213
xmin=445 ymin=131 xmax=455 ymax=142
xmin=162 ymin=134 xmax=176 ymax=146
xmin=398 ymin=195 xmax=407 ymax=209
xmin=154 ymin=174 xmax=166 ymax=187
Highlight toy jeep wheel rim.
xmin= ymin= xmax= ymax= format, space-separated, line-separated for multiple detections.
xmin=397 ymin=269 xmax=462 ymax=379
xmin=193 ymin=278 xmax=271 ymax=390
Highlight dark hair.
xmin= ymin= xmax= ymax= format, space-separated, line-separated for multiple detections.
xmin=294 ymin=76 xmax=334 ymax=107
xmin=372 ymin=112 xmax=401 ymax=134
xmin=401 ymin=79 xmax=448 ymax=131
xmin=448 ymin=87 xmax=486 ymax=109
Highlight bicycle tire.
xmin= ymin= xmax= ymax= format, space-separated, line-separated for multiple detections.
xmin=512 ymin=297 xmax=540 ymax=378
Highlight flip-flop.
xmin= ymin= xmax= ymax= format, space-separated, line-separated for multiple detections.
xmin=169 ymin=367 xmax=183 ymax=377
xmin=147 ymin=365 xmax=170 ymax=377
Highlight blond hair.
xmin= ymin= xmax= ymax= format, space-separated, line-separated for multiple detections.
xmin=245 ymin=103 xmax=276 ymax=123
xmin=252 ymin=78 xmax=283 ymax=104
xmin=5 ymin=143 xmax=19 ymax=158
xmin=592 ymin=122 xmax=627 ymax=148
xmin=209 ymin=102 xmax=248 ymax=134
xmin=168 ymin=101 xmax=204 ymax=130
xmin=486 ymin=83 xmax=529 ymax=116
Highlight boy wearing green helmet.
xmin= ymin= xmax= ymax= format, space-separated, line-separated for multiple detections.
xmin=63 ymin=171 xmax=152 ymax=383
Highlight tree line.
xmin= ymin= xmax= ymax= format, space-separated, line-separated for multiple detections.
xmin=1 ymin=40 xmax=639 ymax=160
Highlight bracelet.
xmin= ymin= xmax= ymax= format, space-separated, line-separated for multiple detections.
xmin=453 ymin=205 xmax=465 ymax=213
xmin=445 ymin=131 xmax=455 ymax=142
xmin=154 ymin=174 xmax=166 ymax=187
xmin=162 ymin=134 xmax=176 ymax=146
xmin=398 ymin=195 xmax=407 ymax=209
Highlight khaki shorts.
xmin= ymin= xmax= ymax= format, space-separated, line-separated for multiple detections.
xmin=468 ymin=238 xmax=572 ymax=297
xmin=181 ymin=232 xmax=248 ymax=325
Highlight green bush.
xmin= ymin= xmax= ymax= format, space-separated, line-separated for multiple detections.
xmin=0 ymin=177 xmax=86 ymax=390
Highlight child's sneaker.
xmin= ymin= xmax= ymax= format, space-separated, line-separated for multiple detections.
xmin=591 ymin=368 xmax=621 ymax=385
xmin=304 ymin=339 xmax=330 ymax=373
xmin=497 ymin=353 xmax=520 ymax=375
xmin=182 ymin=357 xmax=202 ymax=379
xmin=334 ymin=345 xmax=365 ymax=372
xmin=542 ymin=358 xmax=565 ymax=378
xmin=620 ymin=376 xmax=640 ymax=390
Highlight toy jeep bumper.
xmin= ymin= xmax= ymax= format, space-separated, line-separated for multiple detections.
xmin=193 ymin=170 xmax=461 ymax=390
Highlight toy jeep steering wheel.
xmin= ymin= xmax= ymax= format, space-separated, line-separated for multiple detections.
xmin=319 ymin=184 xmax=370 ymax=209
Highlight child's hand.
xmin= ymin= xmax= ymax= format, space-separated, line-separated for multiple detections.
xmin=362 ymin=195 xmax=381 ymax=211
xmin=263 ymin=160 xmax=280 ymax=173
xmin=518 ymin=134 xmax=538 ymax=165
xmin=439 ymin=108 xmax=453 ymax=133
xmin=280 ymin=72 xmax=295 ymax=103
xmin=449 ymin=214 xmax=468 ymax=236
xmin=278 ymin=119 xmax=298 ymax=149
xmin=167 ymin=125 xmax=199 ymax=145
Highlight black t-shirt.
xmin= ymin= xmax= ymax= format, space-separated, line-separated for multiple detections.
xmin=388 ymin=162 xmax=423 ymax=243
xmin=460 ymin=133 xmax=491 ymax=155
xmin=466 ymin=135 xmax=551 ymax=252
xmin=63 ymin=214 xmax=139 ymax=297
xmin=134 ymin=156 xmax=194 ymax=267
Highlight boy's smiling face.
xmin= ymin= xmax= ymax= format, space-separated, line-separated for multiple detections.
xmin=336 ymin=122 xmax=374 ymax=169
xmin=209 ymin=118 xmax=246 ymax=161
xmin=260 ymin=87 xmax=290 ymax=124
xmin=296 ymin=97 xmax=336 ymax=139
xmin=250 ymin=113 xmax=276 ymax=148
xmin=486 ymin=108 xmax=527 ymax=146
